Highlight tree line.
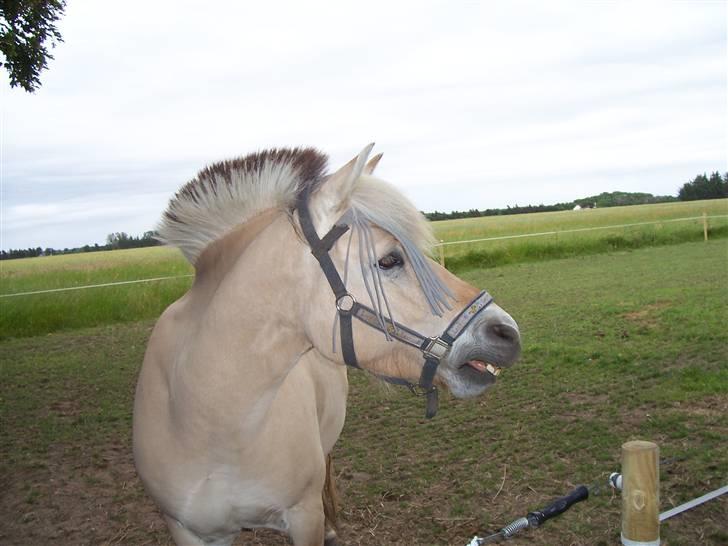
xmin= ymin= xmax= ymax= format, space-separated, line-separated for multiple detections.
xmin=677 ymin=171 xmax=727 ymax=202
xmin=424 ymin=191 xmax=677 ymax=221
xmin=0 ymin=231 xmax=161 ymax=261
xmin=424 ymin=172 xmax=726 ymax=221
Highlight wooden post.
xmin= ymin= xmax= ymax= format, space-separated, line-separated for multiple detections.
xmin=703 ymin=212 xmax=708 ymax=242
xmin=621 ymin=440 xmax=660 ymax=545
xmin=438 ymin=240 xmax=445 ymax=268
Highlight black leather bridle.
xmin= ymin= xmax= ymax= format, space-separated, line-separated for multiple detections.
xmin=297 ymin=188 xmax=495 ymax=418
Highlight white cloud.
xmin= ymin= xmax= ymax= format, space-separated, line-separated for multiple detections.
xmin=1 ymin=0 xmax=725 ymax=249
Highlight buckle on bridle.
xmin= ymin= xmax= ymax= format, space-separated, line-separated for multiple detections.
xmin=422 ymin=336 xmax=449 ymax=361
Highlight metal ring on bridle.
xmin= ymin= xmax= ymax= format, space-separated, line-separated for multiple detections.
xmin=336 ymin=293 xmax=356 ymax=314
xmin=409 ymin=384 xmax=438 ymax=397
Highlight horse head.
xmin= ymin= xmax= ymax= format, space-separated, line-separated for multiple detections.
xmin=298 ymin=144 xmax=521 ymax=404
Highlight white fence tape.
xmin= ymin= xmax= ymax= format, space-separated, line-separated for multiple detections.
xmin=0 ymin=274 xmax=194 ymax=298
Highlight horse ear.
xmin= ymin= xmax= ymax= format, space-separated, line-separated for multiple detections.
xmin=363 ymin=153 xmax=383 ymax=175
xmin=313 ymin=143 xmax=374 ymax=218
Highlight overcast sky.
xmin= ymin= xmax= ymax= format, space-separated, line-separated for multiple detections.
xmin=1 ymin=0 xmax=726 ymax=250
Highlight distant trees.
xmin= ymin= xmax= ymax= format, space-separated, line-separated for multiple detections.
xmin=0 ymin=246 xmax=43 ymax=260
xmin=574 ymin=191 xmax=676 ymax=208
xmin=423 ymin=191 xmax=676 ymax=221
xmin=678 ymin=172 xmax=727 ymax=201
xmin=1 ymin=231 xmax=161 ymax=260
xmin=423 ymin=176 xmax=727 ymax=222
xmin=0 ymin=0 xmax=67 ymax=92
xmin=106 ymin=231 xmax=159 ymax=250
xmin=426 ymin=203 xmax=569 ymax=221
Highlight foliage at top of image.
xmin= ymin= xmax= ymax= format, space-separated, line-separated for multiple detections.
xmin=678 ymin=171 xmax=728 ymax=202
xmin=0 ymin=0 xmax=66 ymax=92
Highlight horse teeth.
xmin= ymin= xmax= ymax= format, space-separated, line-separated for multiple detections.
xmin=486 ymin=364 xmax=501 ymax=376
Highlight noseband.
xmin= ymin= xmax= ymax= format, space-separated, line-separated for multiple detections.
xmin=297 ymin=189 xmax=494 ymax=418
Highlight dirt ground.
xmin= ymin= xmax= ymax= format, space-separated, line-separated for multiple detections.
xmin=1 ymin=433 xmax=725 ymax=546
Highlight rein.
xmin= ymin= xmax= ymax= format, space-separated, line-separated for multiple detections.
xmin=296 ymin=188 xmax=494 ymax=418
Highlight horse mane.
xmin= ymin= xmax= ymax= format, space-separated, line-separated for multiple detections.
xmin=157 ymin=147 xmax=437 ymax=270
xmin=157 ymin=148 xmax=328 ymax=264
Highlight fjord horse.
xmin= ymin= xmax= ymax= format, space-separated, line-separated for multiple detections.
xmin=133 ymin=145 xmax=521 ymax=545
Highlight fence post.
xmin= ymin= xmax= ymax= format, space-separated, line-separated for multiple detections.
xmin=703 ymin=212 xmax=708 ymax=241
xmin=621 ymin=440 xmax=660 ymax=546
xmin=438 ymin=240 xmax=445 ymax=268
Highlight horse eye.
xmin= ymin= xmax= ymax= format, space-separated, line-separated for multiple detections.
xmin=378 ymin=252 xmax=403 ymax=270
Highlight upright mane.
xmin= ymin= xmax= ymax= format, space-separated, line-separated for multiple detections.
xmin=158 ymin=148 xmax=328 ymax=264
xmin=157 ymin=147 xmax=439 ymax=293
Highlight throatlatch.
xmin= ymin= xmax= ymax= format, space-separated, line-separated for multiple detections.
xmin=296 ymin=188 xmax=494 ymax=418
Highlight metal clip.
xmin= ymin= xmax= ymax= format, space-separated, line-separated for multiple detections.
xmin=422 ymin=337 xmax=450 ymax=361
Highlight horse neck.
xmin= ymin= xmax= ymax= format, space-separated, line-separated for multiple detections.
xmin=192 ymin=208 xmax=280 ymax=297
xmin=176 ymin=212 xmax=313 ymax=429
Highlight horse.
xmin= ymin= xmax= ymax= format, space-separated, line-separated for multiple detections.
xmin=133 ymin=144 xmax=521 ymax=546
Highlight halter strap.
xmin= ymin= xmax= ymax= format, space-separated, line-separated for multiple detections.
xmin=296 ymin=188 xmax=493 ymax=418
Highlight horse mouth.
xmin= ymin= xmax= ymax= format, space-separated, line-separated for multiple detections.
xmin=459 ymin=359 xmax=502 ymax=383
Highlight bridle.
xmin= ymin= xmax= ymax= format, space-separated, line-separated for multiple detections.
xmin=296 ymin=188 xmax=495 ymax=418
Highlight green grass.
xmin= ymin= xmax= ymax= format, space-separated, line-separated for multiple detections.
xmin=340 ymin=240 xmax=728 ymax=544
xmin=1 ymin=246 xmax=190 ymax=292
xmin=1 ymin=241 xmax=725 ymax=545
xmin=433 ymin=198 xmax=728 ymax=269
xmin=432 ymin=198 xmax=728 ymax=252
xmin=0 ymin=247 xmax=193 ymax=340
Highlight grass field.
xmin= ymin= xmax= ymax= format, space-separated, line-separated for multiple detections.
xmin=1 ymin=199 xmax=726 ymax=341
xmin=1 ymin=240 xmax=726 ymax=545
xmin=433 ymin=198 xmax=728 ymax=251
xmin=433 ymin=198 xmax=728 ymax=270
xmin=0 ymin=247 xmax=193 ymax=340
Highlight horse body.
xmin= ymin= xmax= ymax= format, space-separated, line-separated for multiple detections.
xmin=134 ymin=146 xmax=521 ymax=545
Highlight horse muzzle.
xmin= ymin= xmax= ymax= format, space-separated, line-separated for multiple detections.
xmin=442 ymin=303 xmax=521 ymax=396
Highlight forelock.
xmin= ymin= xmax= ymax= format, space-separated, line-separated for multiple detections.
xmin=349 ymin=175 xmax=436 ymax=253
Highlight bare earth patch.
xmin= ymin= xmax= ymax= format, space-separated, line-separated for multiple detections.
xmin=620 ymin=301 xmax=672 ymax=328
xmin=0 ymin=441 xmax=169 ymax=546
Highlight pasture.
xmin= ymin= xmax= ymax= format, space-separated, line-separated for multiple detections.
xmin=1 ymin=238 xmax=726 ymax=545
xmin=0 ymin=247 xmax=192 ymax=340
xmin=434 ymin=198 xmax=728 ymax=269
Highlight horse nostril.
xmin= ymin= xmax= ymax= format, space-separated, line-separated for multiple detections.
xmin=489 ymin=323 xmax=520 ymax=345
